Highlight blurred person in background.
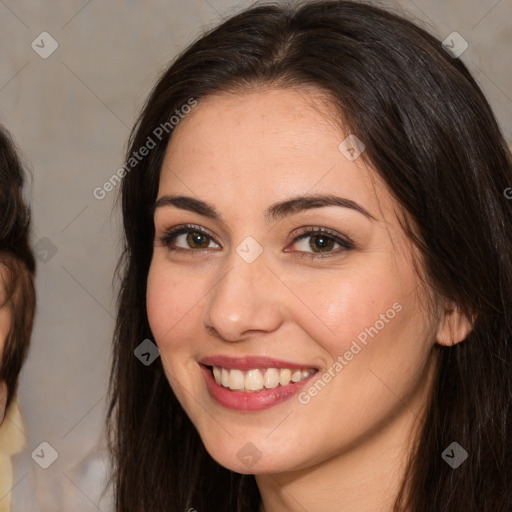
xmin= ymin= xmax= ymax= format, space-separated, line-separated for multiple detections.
xmin=0 ymin=125 xmax=36 ymax=512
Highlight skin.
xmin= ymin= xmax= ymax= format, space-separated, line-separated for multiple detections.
xmin=0 ymin=267 xmax=12 ymax=425
xmin=146 ymin=88 xmax=471 ymax=512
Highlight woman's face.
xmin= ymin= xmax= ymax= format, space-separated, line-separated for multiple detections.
xmin=146 ymin=88 xmax=444 ymax=474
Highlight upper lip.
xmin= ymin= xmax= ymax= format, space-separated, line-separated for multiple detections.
xmin=200 ymin=355 xmax=318 ymax=370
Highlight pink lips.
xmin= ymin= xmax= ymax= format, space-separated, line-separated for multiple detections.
xmin=199 ymin=355 xmax=318 ymax=412
xmin=200 ymin=355 xmax=311 ymax=370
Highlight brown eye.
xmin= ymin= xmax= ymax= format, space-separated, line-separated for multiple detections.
xmin=309 ymin=234 xmax=336 ymax=253
xmin=186 ymin=231 xmax=211 ymax=249
xmin=159 ymin=224 xmax=221 ymax=252
xmin=288 ymin=227 xmax=353 ymax=258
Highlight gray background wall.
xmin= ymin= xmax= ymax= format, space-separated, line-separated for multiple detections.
xmin=0 ymin=1 xmax=510 ymax=510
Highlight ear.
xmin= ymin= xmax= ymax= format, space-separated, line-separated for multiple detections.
xmin=436 ymin=301 xmax=474 ymax=347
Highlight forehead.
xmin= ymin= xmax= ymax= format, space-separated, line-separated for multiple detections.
xmin=158 ymin=88 xmax=389 ymax=219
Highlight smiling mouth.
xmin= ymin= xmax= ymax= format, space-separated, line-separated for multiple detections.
xmin=207 ymin=365 xmax=318 ymax=392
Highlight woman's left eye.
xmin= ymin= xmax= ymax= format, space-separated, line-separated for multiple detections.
xmin=287 ymin=228 xmax=353 ymax=257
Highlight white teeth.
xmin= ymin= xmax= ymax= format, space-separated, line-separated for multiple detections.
xmin=263 ymin=368 xmax=279 ymax=389
xmin=245 ymin=369 xmax=264 ymax=391
xmin=291 ymin=369 xmax=302 ymax=382
xmin=221 ymin=368 xmax=230 ymax=387
xmin=228 ymin=369 xmax=244 ymax=390
xmin=279 ymin=368 xmax=292 ymax=386
xmin=211 ymin=365 xmax=315 ymax=392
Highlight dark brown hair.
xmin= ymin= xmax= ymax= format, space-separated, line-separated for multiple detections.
xmin=108 ymin=1 xmax=512 ymax=510
xmin=0 ymin=125 xmax=36 ymax=412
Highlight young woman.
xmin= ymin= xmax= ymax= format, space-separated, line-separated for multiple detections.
xmin=108 ymin=1 xmax=512 ymax=511
xmin=0 ymin=126 xmax=36 ymax=512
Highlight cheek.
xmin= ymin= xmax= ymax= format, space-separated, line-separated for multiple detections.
xmin=288 ymin=267 xmax=407 ymax=357
xmin=146 ymin=259 xmax=206 ymax=354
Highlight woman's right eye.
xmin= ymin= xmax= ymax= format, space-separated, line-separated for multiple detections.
xmin=158 ymin=224 xmax=221 ymax=252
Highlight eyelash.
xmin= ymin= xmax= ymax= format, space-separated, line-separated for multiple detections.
xmin=157 ymin=223 xmax=353 ymax=259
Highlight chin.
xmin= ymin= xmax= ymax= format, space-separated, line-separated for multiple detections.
xmin=198 ymin=431 xmax=310 ymax=475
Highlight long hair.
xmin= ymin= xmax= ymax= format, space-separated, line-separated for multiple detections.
xmin=0 ymin=125 xmax=36 ymax=412
xmin=108 ymin=1 xmax=512 ymax=510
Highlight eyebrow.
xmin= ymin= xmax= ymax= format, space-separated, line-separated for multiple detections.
xmin=153 ymin=194 xmax=376 ymax=223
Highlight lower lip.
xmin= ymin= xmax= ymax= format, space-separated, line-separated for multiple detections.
xmin=200 ymin=365 xmax=315 ymax=411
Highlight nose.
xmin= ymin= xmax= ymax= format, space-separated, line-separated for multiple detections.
xmin=202 ymin=253 xmax=284 ymax=342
